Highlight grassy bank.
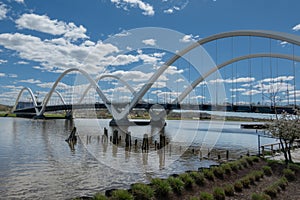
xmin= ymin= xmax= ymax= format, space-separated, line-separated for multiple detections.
xmin=73 ymin=156 xmax=300 ymax=200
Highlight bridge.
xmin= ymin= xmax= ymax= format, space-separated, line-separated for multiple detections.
xmin=11 ymin=30 xmax=300 ymax=124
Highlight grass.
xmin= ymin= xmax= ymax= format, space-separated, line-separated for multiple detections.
xmin=212 ymin=187 xmax=225 ymax=200
xmin=110 ymin=189 xmax=133 ymax=200
xmin=233 ymin=180 xmax=243 ymax=192
xmin=199 ymin=192 xmax=214 ymax=200
xmin=283 ymin=168 xmax=296 ymax=181
xmin=151 ymin=178 xmax=172 ymax=198
xmin=131 ymin=183 xmax=154 ymax=200
xmin=223 ymin=184 xmax=235 ymax=197
xmin=262 ymin=166 xmax=272 ymax=176
xmin=189 ymin=171 xmax=205 ymax=186
xmin=93 ymin=193 xmax=108 ymax=200
xmin=251 ymin=193 xmax=271 ymax=200
xmin=167 ymin=177 xmax=184 ymax=194
xmin=203 ymin=169 xmax=215 ymax=181
xmin=212 ymin=166 xmax=225 ymax=179
xmin=179 ymin=173 xmax=195 ymax=189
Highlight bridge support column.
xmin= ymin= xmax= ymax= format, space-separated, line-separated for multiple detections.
xmin=65 ymin=110 xmax=73 ymax=119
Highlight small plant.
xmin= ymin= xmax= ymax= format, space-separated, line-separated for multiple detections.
xmin=167 ymin=177 xmax=184 ymax=194
xmin=151 ymin=178 xmax=171 ymax=198
xmin=213 ymin=187 xmax=225 ymax=200
xmin=203 ymin=169 xmax=215 ymax=181
xmin=246 ymin=174 xmax=256 ymax=185
xmin=212 ymin=166 xmax=225 ymax=179
xmin=234 ymin=180 xmax=243 ymax=192
xmin=262 ymin=166 xmax=272 ymax=176
xmin=189 ymin=171 xmax=205 ymax=186
xmin=179 ymin=173 xmax=194 ymax=189
xmin=199 ymin=192 xmax=214 ymax=200
xmin=240 ymin=177 xmax=251 ymax=188
xmin=221 ymin=163 xmax=232 ymax=175
xmin=251 ymin=170 xmax=264 ymax=181
xmin=288 ymin=163 xmax=300 ymax=174
xmin=131 ymin=183 xmax=154 ymax=200
xmin=228 ymin=161 xmax=239 ymax=172
xmin=223 ymin=184 xmax=234 ymax=196
xmin=189 ymin=197 xmax=199 ymax=200
xmin=251 ymin=156 xmax=260 ymax=163
xmin=263 ymin=186 xmax=277 ymax=198
xmin=283 ymin=168 xmax=296 ymax=181
xmin=111 ymin=189 xmax=134 ymax=200
xmin=276 ymin=177 xmax=288 ymax=190
xmin=245 ymin=156 xmax=254 ymax=166
xmin=93 ymin=193 xmax=107 ymax=200
xmin=251 ymin=193 xmax=271 ymax=200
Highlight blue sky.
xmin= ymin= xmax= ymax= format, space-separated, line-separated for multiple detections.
xmin=0 ymin=0 xmax=300 ymax=107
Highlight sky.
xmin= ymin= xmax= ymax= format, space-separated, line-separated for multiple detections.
xmin=1 ymin=0 xmax=300 ymax=107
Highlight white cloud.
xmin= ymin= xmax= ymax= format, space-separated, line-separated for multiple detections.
xmin=179 ymin=34 xmax=199 ymax=43
xmin=0 ymin=3 xmax=8 ymax=20
xmin=111 ymin=0 xmax=155 ymax=16
xmin=142 ymin=38 xmax=156 ymax=46
xmin=0 ymin=59 xmax=7 ymax=64
xmin=15 ymin=0 xmax=24 ymax=3
xmin=19 ymin=79 xmax=41 ymax=84
xmin=16 ymin=13 xmax=88 ymax=41
xmin=292 ymin=24 xmax=300 ymax=31
xmin=16 ymin=61 xmax=29 ymax=65
xmin=0 ymin=73 xmax=5 ymax=77
xmin=164 ymin=8 xmax=173 ymax=14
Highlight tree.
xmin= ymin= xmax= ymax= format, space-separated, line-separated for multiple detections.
xmin=268 ymin=110 xmax=300 ymax=164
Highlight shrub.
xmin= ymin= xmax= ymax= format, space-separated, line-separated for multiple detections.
xmin=212 ymin=167 xmax=225 ymax=179
xmin=131 ymin=183 xmax=154 ymax=200
xmin=167 ymin=177 xmax=184 ymax=194
xmin=199 ymin=192 xmax=214 ymax=200
xmin=276 ymin=177 xmax=288 ymax=190
xmin=234 ymin=181 xmax=243 ymax=192
xmin=221 ymin=163 xmax=232 ymax=175
xmin=111 ymin=189 xmax=133 ymax=200
xmin=251 ymin=170 xmax=264 ymax=181
xmin=263 ymin=186 xmax=277 ymax=198
xmin=262 ymin=166 xmax=272 ymax=176
xmin=246 ymin=174 xmax=256 ymax=185
xmin=223 ymin=184 xmax=234 ymax=196
xmin=240 ymin=177 xmax=251 ymax=188
xmin=251 ymin=156 xmax=260 ymax=163
xmin=189 ymin=171 xmax=205 ymax=186
xmin=179 ymin=173 xmax=195 ymax=189
xmin=245 ymin=156 xmax=254 ymax=166
xmin=203 ymin=169 xmax=215 ymax=181
xmin=93 ymin=193 xmax=107 ymax=200
xmin=251 ymin=193 xmax=271 ymax=200
xmin=239 ymin=158 xmax=248 ymax=168
xmin=213 ymin=187 xmax=225 ymax=200
xmin=283 ymin=168 xmax=296 ymax=181
xmin=288 ymin=163 xmax=300 ymax=174
xmin=151 ymin=178 xmax=171 ymax=198
xmin=228 ymin=161 xmax=239 ymax=172
xmin=189 ymin=197 xmax=199 ymax=200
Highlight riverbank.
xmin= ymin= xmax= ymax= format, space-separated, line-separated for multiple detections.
xmin=74 ymin=156 xmax=300 ymax=200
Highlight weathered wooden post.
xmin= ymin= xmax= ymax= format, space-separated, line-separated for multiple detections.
xmin=262 ymin=146 xmax=265 ymax=158
xmin=125 ymin=132 xmax=131 ymax=147
xmin=199 ymin=150 xmax=203 ymax=160
xmin=226 ymin=150 xmax=229 ymax=160
xmin=142 ymin=134 xmax=149 ymax=151
xmin=112 ymin=129 xmax=118 ymax=145
xmin=154 ymin=140 xmax=157 ymax=150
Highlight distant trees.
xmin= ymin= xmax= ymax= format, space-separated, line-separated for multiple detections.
xmin=268 ymin=110 xmax=300 ymax=164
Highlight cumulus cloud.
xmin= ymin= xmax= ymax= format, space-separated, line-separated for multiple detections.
xmin=142 ymin=38 xmax=156 ymax=46
xmin=292 ymin=24 xmax=300 ymax=31
xmin=16 ymin=13 xmax=88 ymax=41
xmin=111 ymin=0 xmax=154 ymax=16
xmin=179 ymin=34 xmax=199 ymax=43
xmin=15 ymin=0 xmax=24 ymax=3
xmin=0 ymin=59 xmax=7 ymax=64
xmin=19 ymin=79 xmax=41 ymax=84
xmin=0 ymin=3 xmax=8 ymax=20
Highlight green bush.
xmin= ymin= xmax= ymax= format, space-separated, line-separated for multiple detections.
xmin=245 ymin=156 xmax=254 ymax=166
xmin=111 ymin=189 xmax=133 ymax=200
xmin=131 ymin=183 xmax=154 ymax=200
xmin=199 ymin=192 xmax=214 ymax=200
xmin=263 ymin=186 xmax=277 ymax=198
xmin=251 ymin=170 xmax=264 ymax=181
xmin=213 ymin=187 xmax=225 ymax=200
xmin=275 ymin=177 xmax=288 ymax=190
xmin=234 ymin=181 xmax=243 ymax=192
xmin=93 ymin=193 xmax=107 ymax=200
xmin=239 ymin=158 xmax=248 ymax=168
xmin=203 ymin=169 xmax=215 ymax=181
xmin=288 ymin=163 xmax=300 ymax=174
xmin=240 ymin=177 xmax=251 ymax=188
xmin=212 ymin=166 xmax=225 ymax=179
xmin=151 ymin=178 xmax=171 ymax=198
xmin=283 ymin=168 xmax=296 ymax=181
xmin=251 ymin=193 xmax=271 ymax=200
xmin=251 ymin=156 xmax=260 ymax=163
xmin=246 ymin=174 xmax=256 ymax=185
xmin=167 ymin=177 xmax=184 ymax=194
xmin=228 ymin=161 xmax=239 ymax=172
xmin=262 ymin=166 xmax=272 ymax=176
xmin=179 ymin=173 xmax=194 ymax=189
xmin=223 ymin=184 xmax=234 ymax=196
xmin=221 ymin=163 xmax=232 ymax=175
xmin=189 ymin=171 xmax=205 ymax=186
xmin=189 ymin=197 xmax=199 ymax=200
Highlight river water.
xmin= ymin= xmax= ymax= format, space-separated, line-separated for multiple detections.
xmin=0 ymin=117 xmax=277 ymax=199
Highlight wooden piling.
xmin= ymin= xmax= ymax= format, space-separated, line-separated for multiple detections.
xmin=125 ymin=132 xmax=131 ymax=147
xmin=142 ymin=134 xmax=149 ymax=151
xmin=112 ymin=130 xmax=118 ymax=145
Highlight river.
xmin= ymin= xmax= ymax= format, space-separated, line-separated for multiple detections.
xmin=0 ymin=117 xmax=277 ymax=199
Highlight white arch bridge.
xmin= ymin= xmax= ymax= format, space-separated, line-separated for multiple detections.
xmin=11 ymin=30 xmax=300 ymax=122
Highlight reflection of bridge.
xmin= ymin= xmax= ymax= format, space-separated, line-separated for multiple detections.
xmin=11 ymin=30 xmax=300 ymax=121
